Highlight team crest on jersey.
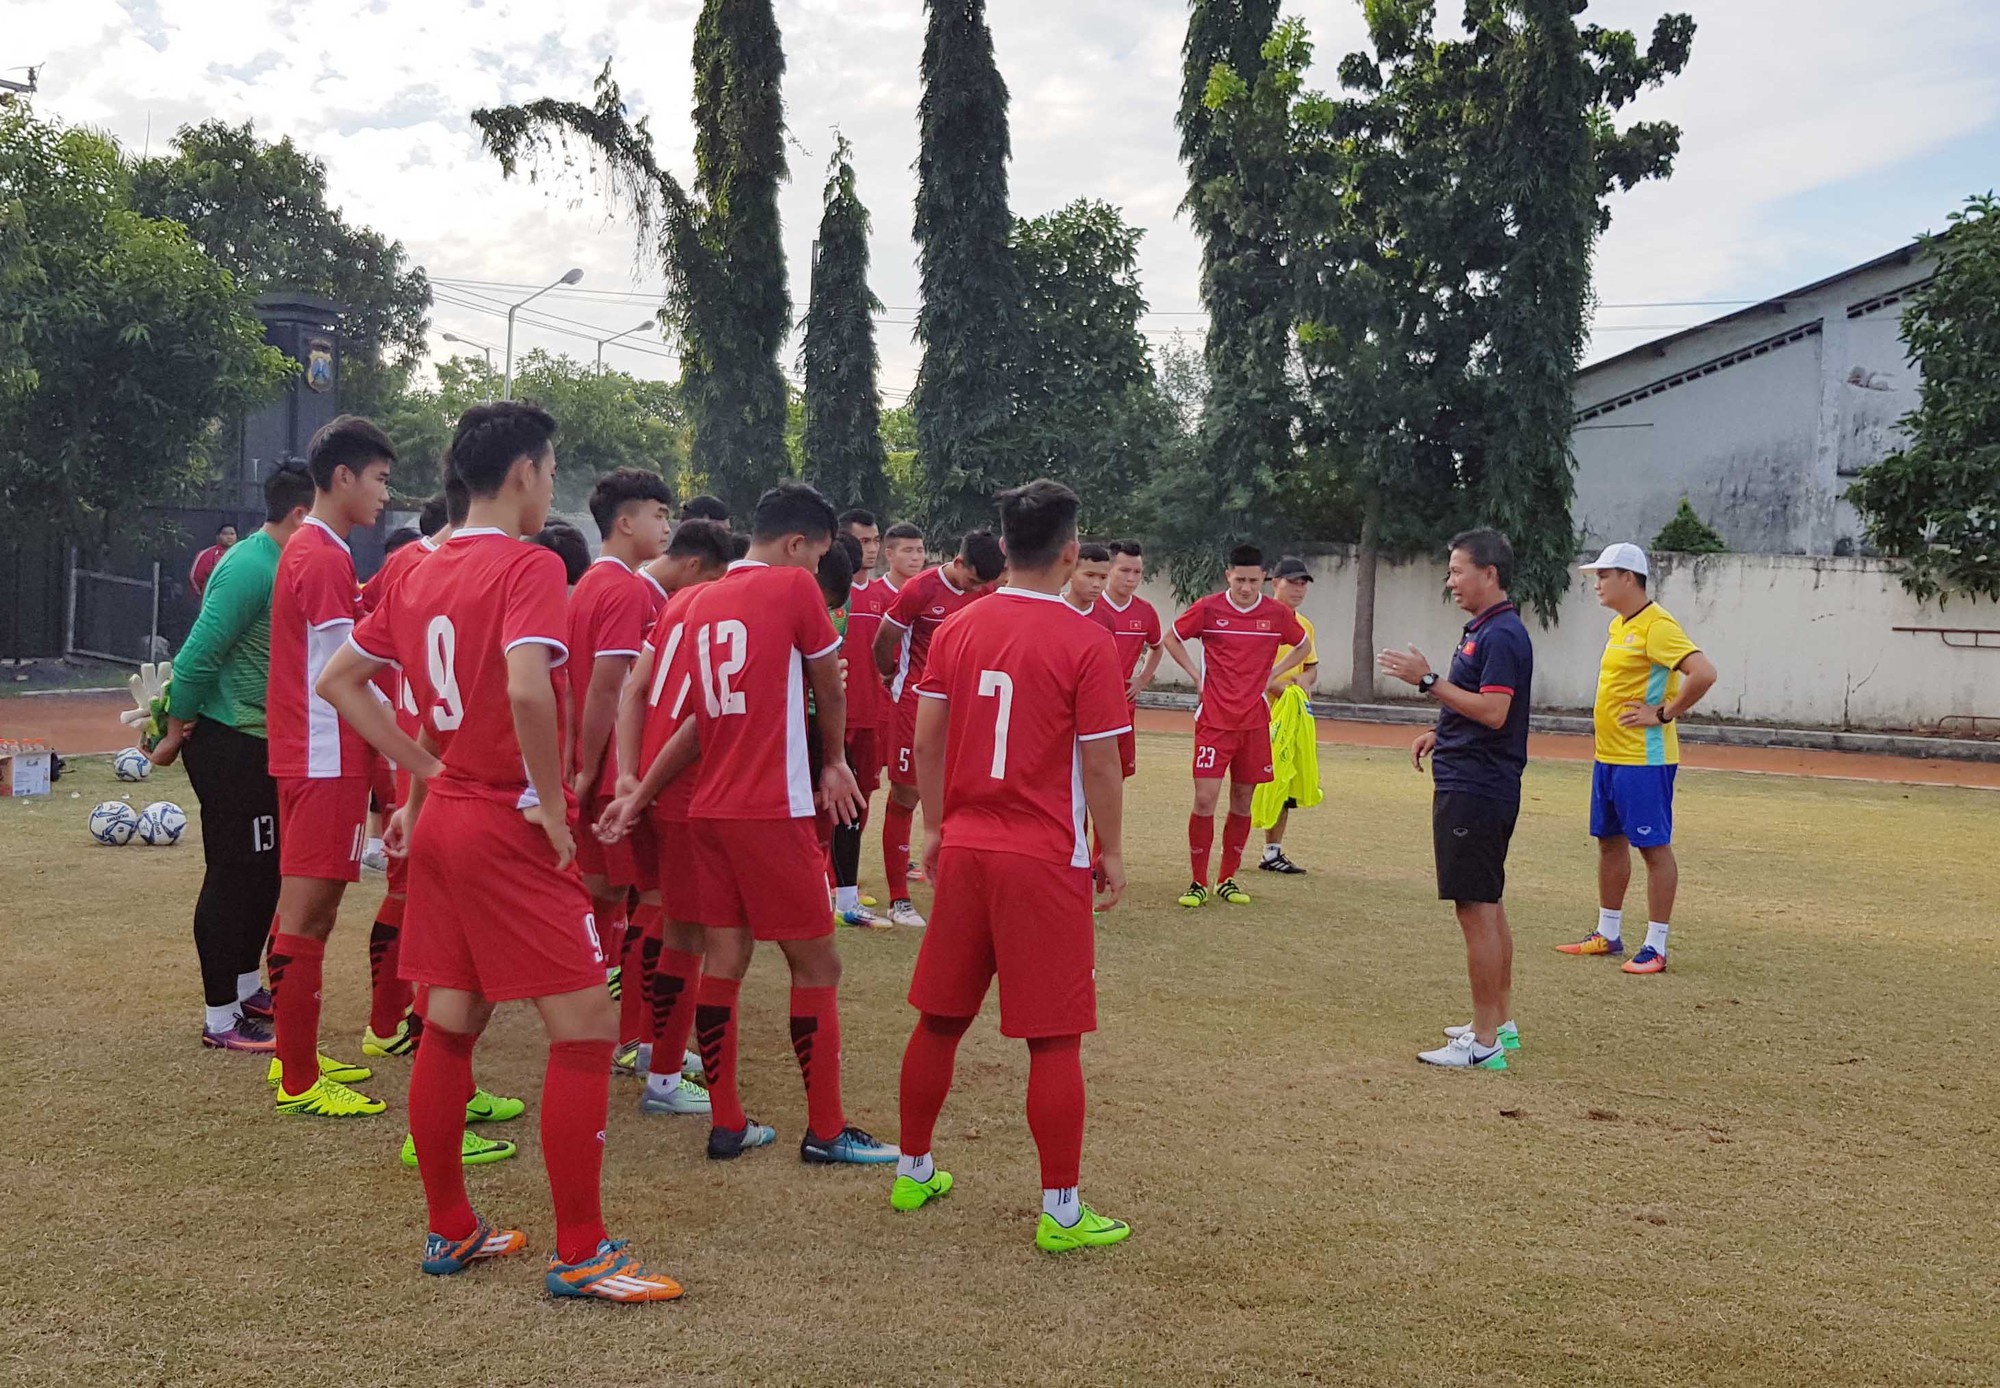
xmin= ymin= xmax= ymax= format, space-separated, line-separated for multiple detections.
xmin=1257 ymin=619 xmax=1272 ymax=631
xmin=930 ymin=606 xmax=945 ymax=616
xmin=1624 ymin=633 xmax=1639 ymax=645
xmin=1461 ymin=640 xmax=1477 ymax=656
xmin=1216 ymin=619 xmax=1230 ymax=628
xmin=304 ymin=338 xmax=336 ymax=393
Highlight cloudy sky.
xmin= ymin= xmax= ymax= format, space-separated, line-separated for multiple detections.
xmin=16 ymin=0 xmax=2000 ymax=401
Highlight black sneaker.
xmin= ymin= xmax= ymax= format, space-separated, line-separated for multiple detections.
xmin=1258 ymin=851 xmax=1306 ymax=875
xmin=706 ymin=1118 xmax=777 ymax=1160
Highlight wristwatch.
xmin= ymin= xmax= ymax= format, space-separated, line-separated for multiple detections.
xmin=1657 ymin=707 xmax=1674 ymax=724
xmin=1417 ymin=673 xmax=1440 ymax=696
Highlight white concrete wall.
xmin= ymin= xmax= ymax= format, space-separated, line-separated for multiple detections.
xmin=1141 ymin=550 xmax=2000 ymax=733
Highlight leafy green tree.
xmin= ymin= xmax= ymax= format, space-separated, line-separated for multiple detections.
xmin=130 ymin=120 xmax=430 ymax=416
xmin=381 ymin=351 xmax=688 ymax=514
xmin=0 ymin=109 xmax=289 ymax=549
xmin=913 ymin=0 xmax=1024 ymax=540
xmin=475 ymin=6 xmax=791 ymax=518
xmin=1848 ymin=195 xmax=2000 ymax=602
xmin=1011 ymin=200 xmax=1174 ymax=536
xmin=1652 ymin=497 xmax=1727 ymax=554
xmin=800 ymin=136 xmax=889 ymax=514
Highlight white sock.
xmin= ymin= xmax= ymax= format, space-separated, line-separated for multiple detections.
xmin=205 ymin=1003 xmax=243 ymax=1033
xmin=1644 ymin=921 xmax=1670 ymax=954
xmin=365 ymin=835 xmax=383 ymax=856
xmin=1043 ymin=1187 xmax=1080 ymax=1226
xmin=1500 ymin=1018 xmax=1517 ymax=1034
xmin=645 ymin=1069 xmax=680 ymax=1099
xmin=1597 ymin=908 xmax=1623 ymax=943
xmin=237 ymin=971 xmax=262 ymax=1002
xmin=897 ymin=1151 xmax=935 ymax=1182
xmin=835 ymin=885 xmax=860 ymax=912
xmin=1263 ymin=843 xmax=1282 ymax=860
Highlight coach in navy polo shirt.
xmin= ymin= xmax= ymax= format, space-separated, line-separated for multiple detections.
xmin=1379 ymin=528 xmax=1533 ymax=1072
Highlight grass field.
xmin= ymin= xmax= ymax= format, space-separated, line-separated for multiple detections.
xmin=3 ymin=737 xmax=1996 ymax=1387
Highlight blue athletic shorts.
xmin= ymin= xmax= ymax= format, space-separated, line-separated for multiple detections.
xmin=1590 ymin=762 xmax=1677 ymax=847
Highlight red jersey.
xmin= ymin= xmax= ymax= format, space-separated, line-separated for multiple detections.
xmin=361 ymin=535 xmax=440 ymax=715
xmin=637 ymin=566 xmax=671 ymax=624
xmin=671 ymin=560 xmax=842 ymax=821
xmin=566 ymin=556 xmax=653 ymax=799
xmin=1089 ymin=593 xmax=1162 ymax=700
xmin=349 ymin=528 xmax=572 ymax=811
xmin=189 ymin=545 xmax=225 ymax=600
xmin=841 ymin=575 xmax=893 ymax=729
xmin=267 ymin=517 xmax=368 ymax=779
xmin=883 ymin=565 xmax=982 ymax=702
xmin=637 ymin=584 xmax=704 ymax=821
xmin=916 ymin=587 xmax=1130 ymax=868
xmin=1172 ymin=592 xmax=1307 ymax=732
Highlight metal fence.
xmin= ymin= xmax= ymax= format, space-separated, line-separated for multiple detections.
xmin=66 ymin=552 xmax=162 ymax=666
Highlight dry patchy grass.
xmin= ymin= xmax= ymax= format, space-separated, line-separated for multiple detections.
xmin=1 ymin=741 xmax=1996 ymax=1387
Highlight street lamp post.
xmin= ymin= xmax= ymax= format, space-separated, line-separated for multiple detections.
xmin=441 ymin=332 xmax=496 ymax=368
xmin=596 ymin=319 xmax=660 ymax=374
xmin=504 ymin=268 xmax=584 ymax=399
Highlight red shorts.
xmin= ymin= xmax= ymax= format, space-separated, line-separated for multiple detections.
xmin=910 ymin=846 xmax=1096 ymax=1038
xmin=688 ymin=816 xmax=833 ymax=940
xmin=1118 ymin=728 xmax=1138 ymax=780
xmin=846 ymin=728 xmax=882 ymax=796
xmin=573 ymin=795 xmax=657 ymax=891
xmin=1192 ymin=721 xmax=1274 ymax=785
xmin=651 ymin=810 xmax=707 ymax=925
xmin=887 ymin=698 xmax=919 ymax=788
xmin=403 ymin=792 xmax=607 ymax=1002
xmin=276 ymin=775 xmax=370 ymax=881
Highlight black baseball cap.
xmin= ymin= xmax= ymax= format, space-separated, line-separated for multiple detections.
xmin=1272 ymin=556 xmax=1313 ymax=582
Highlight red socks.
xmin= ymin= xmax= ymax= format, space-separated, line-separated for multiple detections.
xmin=650 ymin=947 xmax=703 ymax=1064
xmin=543 ymin=1039 xmax=613 ymax=1265
xmin=1188 ymin=813 xmax=1215 ymax=885
xmin=268 ymin=932 xmax=324 ymax=1096
xmin=1026 ymin=1034 xmax=1086 ymax=1189
xmin=592 ymin=897 xmax=626 ymax=977
xmin=790 ymin=985 xmax=845 ymax=1142
xmin=883 ymin=801 xmax=914 ymax=900
xmin=618 ymin=903 xmax=659 ymax=1044
xmin=694 ymin=976 xmax=745 ymax=1131
xmin=367 ymin=903 xmax=413 ymax=1037
xmin=898 ymin=1012 xmax=972 ymax=1157
xmin=408 ymin=1022 xmax=477 ymax=1240
xmin=1218 ymin=811 xmax=1253 ymax=883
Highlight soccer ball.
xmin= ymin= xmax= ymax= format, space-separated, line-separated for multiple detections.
xmin=89 ymin=801 xmax=139 ymax=846
xmin=136 ymin=801 xmax=188 ymax=846
xmin=113 ymin=747 xmax=152 ymax=782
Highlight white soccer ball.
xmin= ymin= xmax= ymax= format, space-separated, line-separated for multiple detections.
xmin=136 ymin=801 xmax=187 ymax=846
xmin=113 ymin=747 xmax=152 ymax=782
xmin=90 ymin=801 xmax=140 ymax=846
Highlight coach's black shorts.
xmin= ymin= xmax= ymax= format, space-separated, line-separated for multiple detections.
xmin=1432 ymin=791 xmax=1518 ymax=905
xmin=181 ymin=719 xmax=280 ymax=867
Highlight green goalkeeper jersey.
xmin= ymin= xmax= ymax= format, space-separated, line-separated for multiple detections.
xmin=169 ymin=528 xmax=281 ymax=739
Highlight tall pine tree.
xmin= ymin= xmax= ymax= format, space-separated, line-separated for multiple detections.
xmin=913 ymin=0 xmax=1023 ymax=540
xmin=473 ymin=0 xmax=791 ymax=516
xmin=800 ymin=136 xmax=888 ymax=514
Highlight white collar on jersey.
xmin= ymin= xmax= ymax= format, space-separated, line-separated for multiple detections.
xmin=727 ymin=559 xmax=769 ymax=572
xmin=639 ymin=568 xmax=668 ymax=598
xmin=1224 ymin=590 xmax=1262 ymax=615
xmin=302 ymin=515 xmax=351 ymax=553
xmin=420 ymin=535 xmax=440 ymax=552
xmin=938 ymin=565 xmax=965 ymax=596
xmin=997 ymin=585 xmax=1070 ymax=605
xmin=1101 ymin=593 xmax=1134 ymax=613
xmin=590 ymin=553 xmax=636 ymax=573
xmin=451 ymin=527 xmax=508 ymax=540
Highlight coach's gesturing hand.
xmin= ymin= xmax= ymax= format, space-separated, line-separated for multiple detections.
xmin=524 ymin=800 xmax=576 ymax=871
xmin=1411 ymin=729 xmax=1437 ymax=772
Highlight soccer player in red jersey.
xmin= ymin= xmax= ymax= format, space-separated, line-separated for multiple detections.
xmin=1162 ymin=543 xmax=1311 ymax=909
xmin=1063 ymin=542 xmax=1111 ymax=615
xmin=872 ymin=529 xmax=1006 ymax=928
xmin=318 ymin=401 xmax=681 ymax=1302
xmin=891 ymin=479 xmax=1134 ymax=1252
xmin=610 ymin=518 xmax=734 ymax=1118
xmin=263 ymin=415 xmax=393 ymax=1117
xmin=566 ymin=468 xmax=674 ymax=1063
xmin=1090 ymin=540 xmax=1164 ymax=780
xmin=832 ymin=511 xmax=890 ymax=926
xmin=601 ymin=483 xmax=897 ymax=1166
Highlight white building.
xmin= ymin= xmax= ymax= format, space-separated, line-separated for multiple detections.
xmin=1569 ymin=243 xmax=1935 ymax=556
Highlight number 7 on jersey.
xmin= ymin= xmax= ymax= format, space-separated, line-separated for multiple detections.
xmin=978 ymin=669 xmax=1013 ymax=779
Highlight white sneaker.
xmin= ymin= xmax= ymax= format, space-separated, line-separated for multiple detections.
xmin=887 ymin=899 xmax=927 ymax=929
xmin=360 ymin=846 xmax=389 ymax=873
xmin=682 ymin=1049 xmax=703 ymax=1080
xmin=1418 ymin=1032 xmax=1508 ymax=1070
xmin=1444 ymin=1020 xmax=1520 ymax=1051
xmin=639 ymin=1075 xmax=713 ymax=1116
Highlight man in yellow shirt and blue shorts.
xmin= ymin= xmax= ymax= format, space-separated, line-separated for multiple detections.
xmin=1558 ymin=543 xmax=1718 ymax=976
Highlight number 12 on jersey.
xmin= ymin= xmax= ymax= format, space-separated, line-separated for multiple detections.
xmin=978 ymin=669 xmax=1013 ymax=779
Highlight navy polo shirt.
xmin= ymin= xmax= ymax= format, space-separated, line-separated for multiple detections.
xmin=1431 ymin=600 xmax=1534 ymax=806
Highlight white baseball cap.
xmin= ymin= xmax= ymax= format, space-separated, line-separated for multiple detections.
xmin=1579 ymin=542 xmax=1649 ymax=577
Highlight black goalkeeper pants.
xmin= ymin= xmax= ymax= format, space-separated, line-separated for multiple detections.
xmin=181 ymin=720 xmax=281 ymax=1007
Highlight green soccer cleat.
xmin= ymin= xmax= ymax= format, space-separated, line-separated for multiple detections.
xmin=890 ymin=1168 xmax=954 ymax=1211
xmin=1035 ymin=1205 xmax=1132 ymax=1253
xmin=400 ymin=1130 xmax=519 ymax=1167
xmin=267 ymin=1053 xmax=374 ymax=1088
xmin=1215 ymin=878 xmax=1252 ymax=906
xmin=465 ymin=1088 xmax=526 ymax=1123
xmin=274 ymin=1075 xmax=385 ymax=1118
xmin=1177 ymin=882 xmax=1210 ymax=909
xmin=362 ymin=1017 xmax=420 ymax=1058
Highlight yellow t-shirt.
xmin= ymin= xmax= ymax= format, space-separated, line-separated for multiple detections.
xmin=1593 ymin=603 xmax=1699 ymax=765
xmin=1273 ymin=613 xmax=1318 ymax=689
